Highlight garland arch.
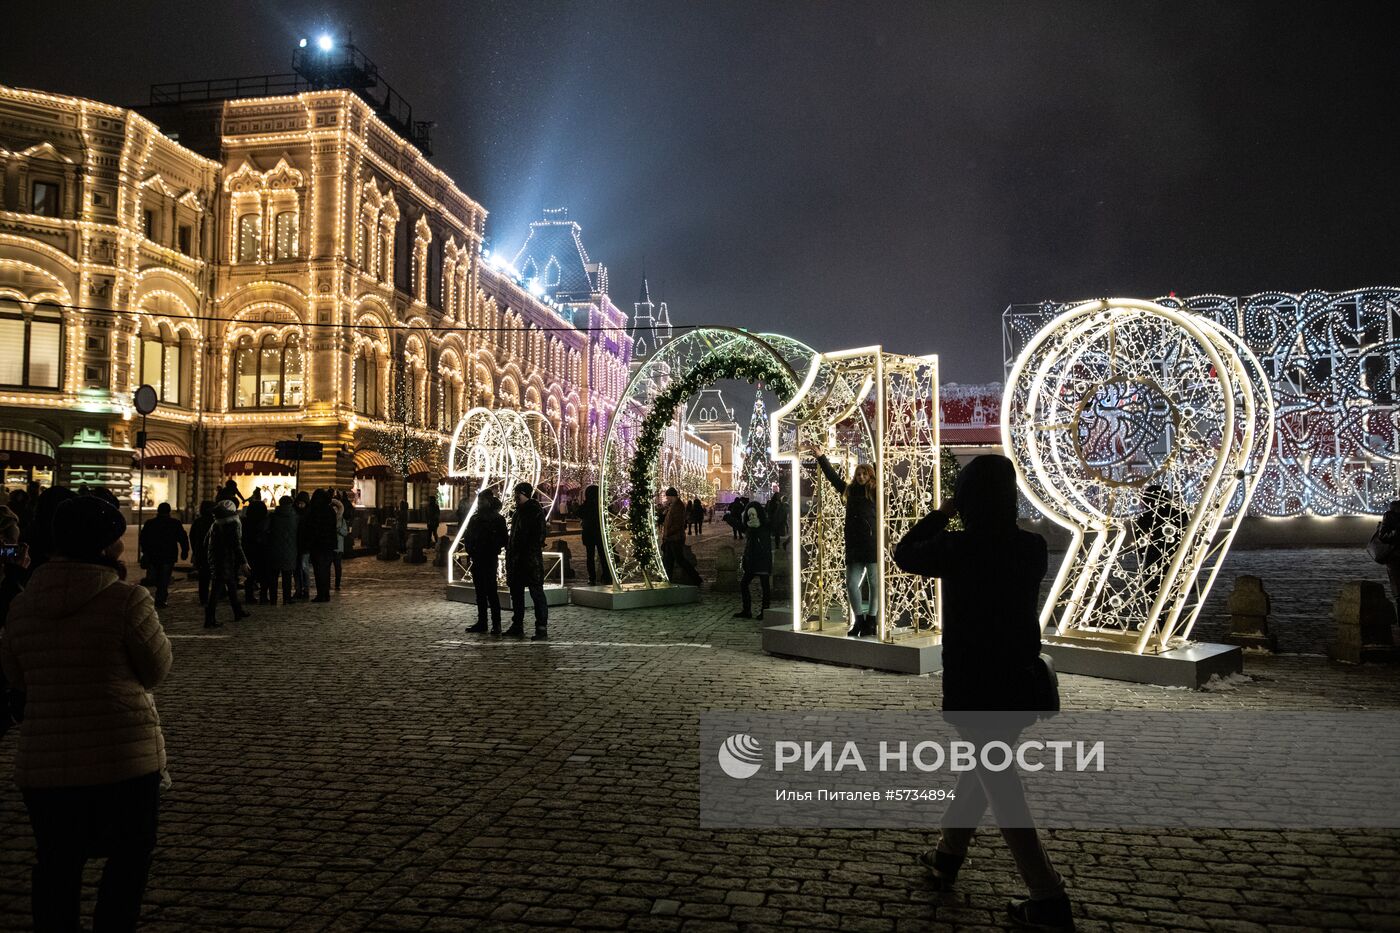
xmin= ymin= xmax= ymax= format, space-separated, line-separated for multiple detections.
xmin=599 ymin=328 xmax=815 ymax=587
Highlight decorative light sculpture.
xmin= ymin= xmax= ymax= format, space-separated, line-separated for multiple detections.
xmin=598 ymin=327 xmax=814 ymax=588
xmin=444 ymin=407 xmax=561 ymax=584
xmin=772 ymin=347 xmax=941 ymax=643
xmin=1003 ymin=299 xmax=1273 ymax=653
xmin=1004 ymin=288 xmax=1397 ymax=516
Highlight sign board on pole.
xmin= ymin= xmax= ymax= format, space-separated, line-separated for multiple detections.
xmin=275 ymin=439 xmax=324 ymax=462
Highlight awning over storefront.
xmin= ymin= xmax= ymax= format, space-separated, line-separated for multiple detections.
xmin=224 ymin=445 xmax=297 ymax=476
xmin=133 ymin=439 xmax=193 ymax=471
xmin=406 ymin=457 xmax=431 ymax=481
xmin=0 ymin=429 xmax=56 ymax=469
xmin=353 ymin=448 xmax=390 ymax=479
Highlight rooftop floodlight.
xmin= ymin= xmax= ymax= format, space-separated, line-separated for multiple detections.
xmin=317 ymin=33 xmax=334 ymax=52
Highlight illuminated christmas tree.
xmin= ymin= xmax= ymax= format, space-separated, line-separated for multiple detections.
xmin=737 ymin=393 xmax=776 ymax=498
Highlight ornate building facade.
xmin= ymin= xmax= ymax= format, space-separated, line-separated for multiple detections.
xmin=0 ymin=82 xmax=631 ymax=512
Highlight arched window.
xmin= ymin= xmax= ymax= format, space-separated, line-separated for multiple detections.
xmin=543 ymin=257 xmax=561 ymax=287
xmin=353 ymin=345 xmax=381 ymax=417
xmin=438 ymin=374 xmax=460 ymax=432
xmin=231 ymin=331 xmax=302 ymax=408
xmin=237 ymin=213 xmax=261 ymax=262
xmin=0 ymin=300 xmax=62 ymax=389
xmin=137 ymin=326 xmax=189 ymax=406
xmin=274 ymin=211 xmax=298 ymax=260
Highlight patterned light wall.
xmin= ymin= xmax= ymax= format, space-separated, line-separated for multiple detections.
xmin=1005 ymin=289 xmax=1400 ymax=516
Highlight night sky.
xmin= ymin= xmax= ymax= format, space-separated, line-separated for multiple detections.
xmin=5 ymin=1 xmax=1399 ymax=382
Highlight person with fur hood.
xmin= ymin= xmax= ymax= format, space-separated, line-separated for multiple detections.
xmin=205 ymin=499 xmax=250 ymax=628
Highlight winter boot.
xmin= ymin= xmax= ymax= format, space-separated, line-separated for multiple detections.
xmin=916 ymin=848 xmax=964 ymax=892
xmin=466 ymin=620 xmax=489 ymax=633
xmin=504 ymin=620 xmax=525 ymax=637
xmin=1007 ymin=894 xmax=1075 ymax=931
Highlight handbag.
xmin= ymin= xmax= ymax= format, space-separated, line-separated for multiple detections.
xmin=1030 ymin=653 xmax=1060 ymax=719
xmin=1367 ymin=522 xmax=1398 ymax=564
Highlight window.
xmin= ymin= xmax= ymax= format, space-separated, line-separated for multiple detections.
xmin=143 ymin=210 xmax=155 ymax=240
xmin=438 ymin=376 xmax=459 ymax=431
xmin=232 ymin=332 xmax=302 ymax=408
xmin=274 ymin=211 xmax=298 ymax=260
xmin=137 ymin=329 xmax=188 ymax=407
xmin=0 ymin=301 xmax=62 ymax=389
xmin=237 ymin=213 xmax=261 ymax=262
xmin=353 ymin=346 xmax=380 ymax=417
xmin=31 ymin=181 xmax=59 ymax=217
xmin=178 ymin=225 xmax=193 ymax=256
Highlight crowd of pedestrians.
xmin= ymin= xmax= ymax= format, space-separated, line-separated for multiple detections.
xmin=198 ymin=483 xmax=356 ymax=627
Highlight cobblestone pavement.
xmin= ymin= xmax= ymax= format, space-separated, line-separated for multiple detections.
xmin=2 ymin=540 xmax=1398 ymax=932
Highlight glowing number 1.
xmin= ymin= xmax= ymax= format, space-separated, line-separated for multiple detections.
xmin=771 ymin=348 xmax=940 ymax=642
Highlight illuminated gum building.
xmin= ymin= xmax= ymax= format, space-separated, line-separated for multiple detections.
xmin=0 ymin=77 xmax=633 ymax=513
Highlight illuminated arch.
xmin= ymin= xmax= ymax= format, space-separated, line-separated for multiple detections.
xmin=599 ymin=327 xmax=816 ymax=587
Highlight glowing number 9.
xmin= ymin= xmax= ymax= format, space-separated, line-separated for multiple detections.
xmin=1002 ymin=299 xmax=1270 ymax=653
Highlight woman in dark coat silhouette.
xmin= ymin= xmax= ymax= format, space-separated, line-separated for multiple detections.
xmin=264 ymin=497 xmax=299 ymax=605
xmin=734 ymin=496 xmax=772 ymax=620
xmin=579 ymin=485 xmax=608 ymax=585
xmin=893 ymin=454 xmax=1072 ymax=931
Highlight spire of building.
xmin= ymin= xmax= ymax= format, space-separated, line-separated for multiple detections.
xmin=632 ymin=270 xmax=658 ymax=360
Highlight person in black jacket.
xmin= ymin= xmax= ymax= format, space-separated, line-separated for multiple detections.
xmin=264 ymin=496 xmax=299 ymax=605
xmin=1380 ymin=500 xmax=1400 ymax=617
xmin=464 ymin=491 xmax=509 ymax=634
xmin=734 ymin=496 xmax=773 ymax=620
xmin=293 ymin=491 xmax=310 ymax=599
xmin=505 ymin=482 xmax=548 ymax=640
xmin=205 ymin=501 xmax=250 ymax=628
xmin=241 ymin=490 xmax=269 ymax=604
xmin=579 ymin=485 xmax=608 ymax=585
xmin=188 ymin=500 xmax=216 ymax=605
xmin=808 ymin=445 xmax=880 ymax=637
xmin=137 ymin=503 xmax=189 ymax=608
xmin=892 ymin=454 xmax=1071 ymax=931
xmin=305 ymin=489 xmax=339 ymax=603
xmin=425 ymin=495 xmax=441 ymax=545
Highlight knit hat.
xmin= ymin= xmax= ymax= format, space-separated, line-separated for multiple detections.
xmin=665 ymin=487 xmax=680 ymax=498
xmin=52 ymin=496 xmax=127 ymax=559
xmin=513 ymin=482 xmax=534 ymax=498
xmin=214 ymin=500 xmax=239 ymax=518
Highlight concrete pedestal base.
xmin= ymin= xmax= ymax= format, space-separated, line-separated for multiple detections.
xmin=1222 ymin=631 xmax=1278 ymax=652
xmin=1039 ymin=637 xmax=1242 ymax=688
xmin=761 ymin=625 xmax=943 ymax=674
xmin=445 ymin=583 xmax=570 ymax=609
xmin=568 ymin=584 xmax=700 ymax=610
